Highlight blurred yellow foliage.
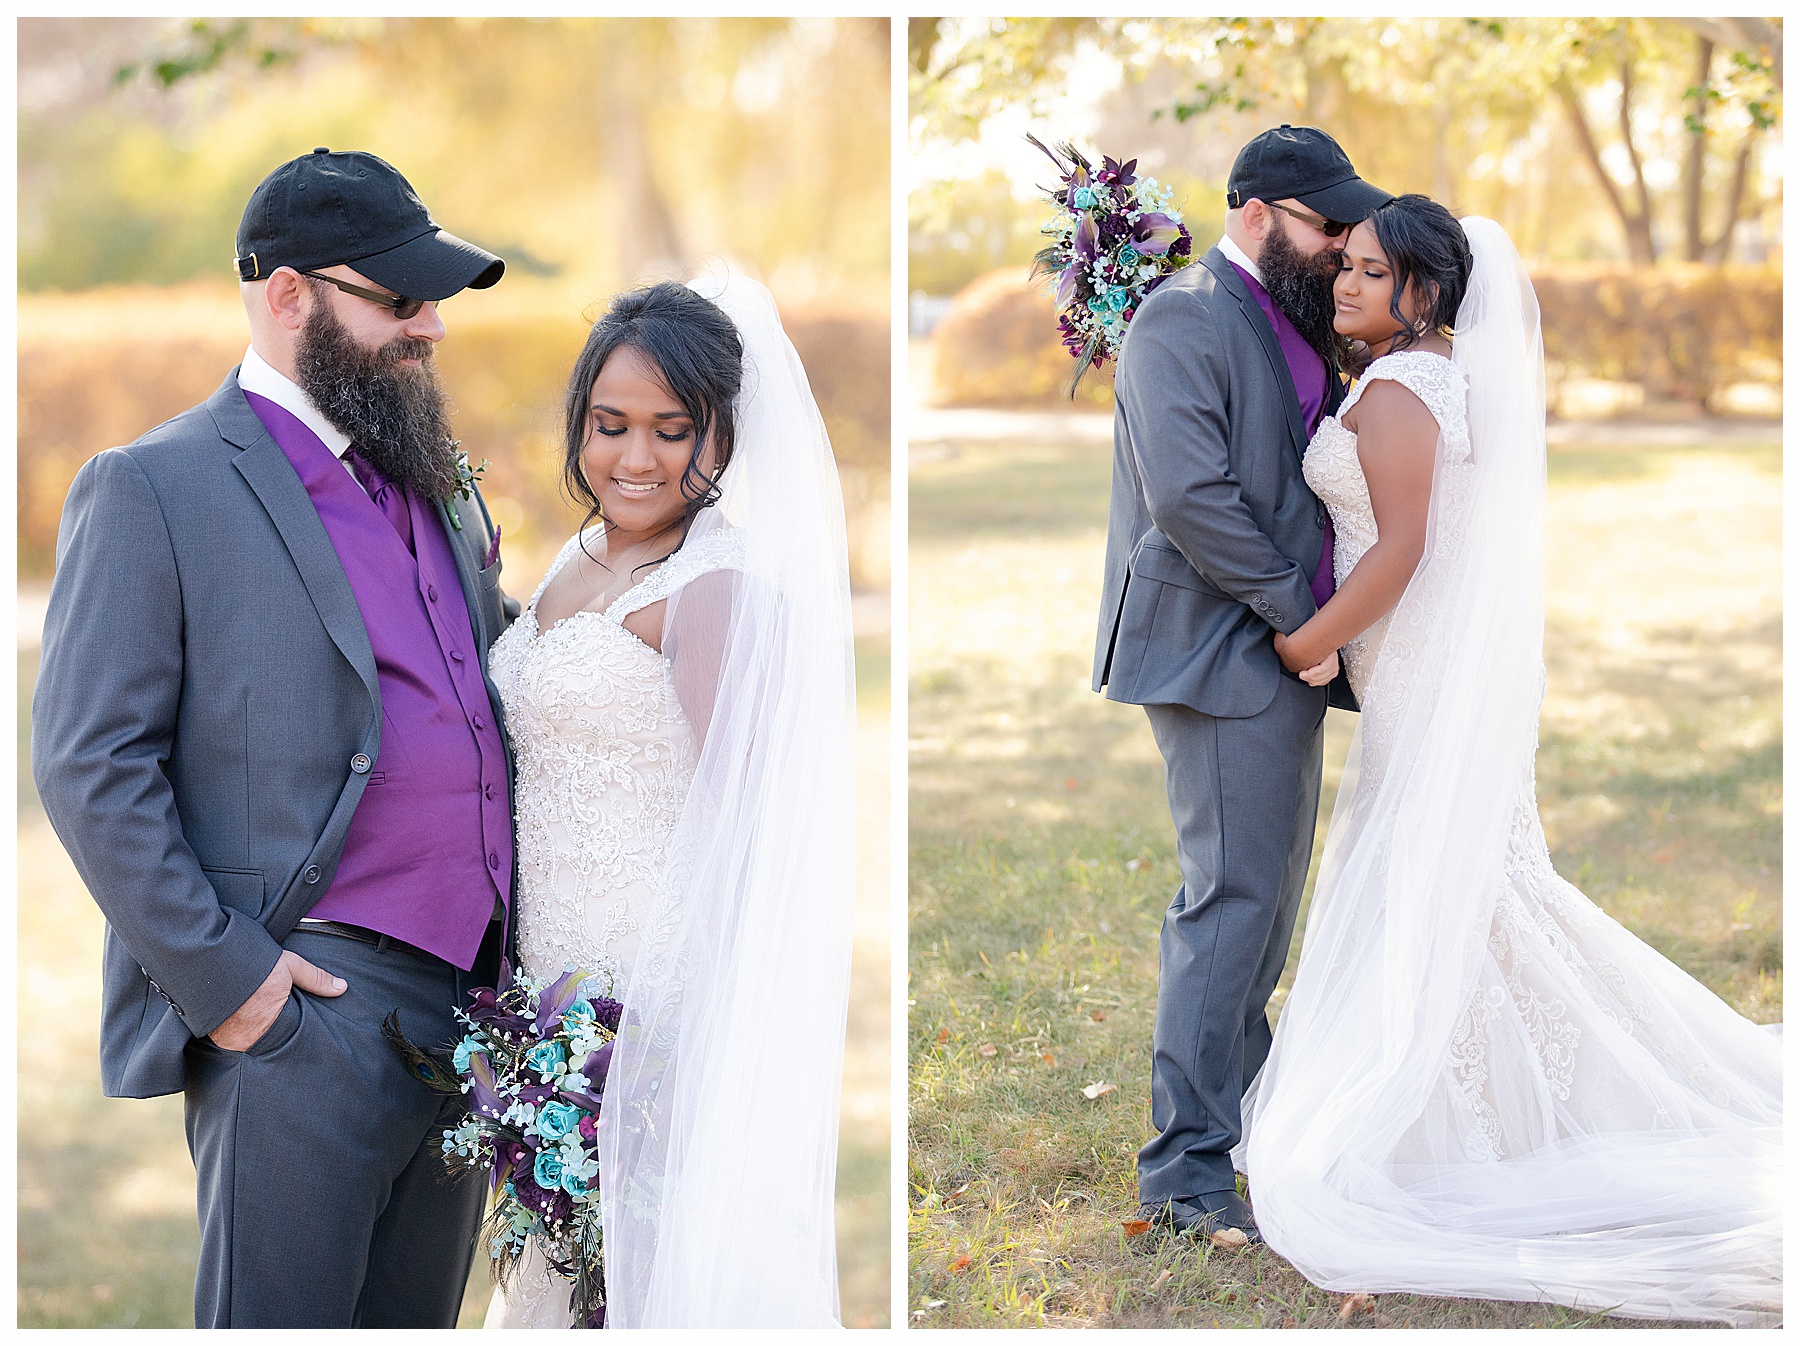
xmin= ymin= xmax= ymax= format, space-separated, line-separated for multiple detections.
xmin=19 ymin=282 xmax=889 ymax=589
xmin=926 ymin=264 xmax=1781 ymax=414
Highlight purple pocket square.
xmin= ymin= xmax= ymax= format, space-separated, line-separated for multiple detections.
xmin=483 ymin=526 xmax=502 ymax=569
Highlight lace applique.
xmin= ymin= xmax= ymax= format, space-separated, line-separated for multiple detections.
xmin=1304 ymin=350 xmax=1471 ymax=710
xmin=487 ymin=527 xmax=745 ymax=992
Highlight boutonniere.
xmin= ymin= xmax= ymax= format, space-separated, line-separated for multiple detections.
xmin=446 ymin=440 xmax=491 ymax=531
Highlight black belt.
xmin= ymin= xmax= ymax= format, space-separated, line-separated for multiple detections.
xmin=296 ymin=918 xmax=438 ymax=962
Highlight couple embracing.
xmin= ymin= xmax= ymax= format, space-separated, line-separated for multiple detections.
xmin=34 ymin=149 xmax=855 ymax=1328
xmin=1096 ymin=126 xmax=1780 ymax=1324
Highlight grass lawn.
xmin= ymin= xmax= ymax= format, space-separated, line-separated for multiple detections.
xmin=907 ymin=423 xmax=1780 ymax=1329
xmin=18 ymin=638 xmax=891 ymax=1328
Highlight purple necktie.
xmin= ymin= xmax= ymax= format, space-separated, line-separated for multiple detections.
xmin=346 ymin=447 xmax=415 ymax=555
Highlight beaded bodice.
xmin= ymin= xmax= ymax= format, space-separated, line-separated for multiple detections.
xmin=488 ymin=527 xmax=742 ymax=993
xmin=1302 ymin=349 xmax=1470 ymax=698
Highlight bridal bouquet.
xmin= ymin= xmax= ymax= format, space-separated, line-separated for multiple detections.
xmin=386 ymin=961 xmax=620 ymax=1328
xmin=1028 ymin=134 xmax=1192 ymax=392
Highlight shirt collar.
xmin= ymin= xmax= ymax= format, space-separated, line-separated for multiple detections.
xmin=237 ymin=345 xmax=352 ymax=459
xmin=1217 ymin=233 xmax=1265 ymax=288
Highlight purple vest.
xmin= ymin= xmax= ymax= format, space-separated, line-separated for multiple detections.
xmin=243 ymin=391 xmax=511 ymax=970
xmin=1229 ymin=261 xmax=1337 ymax=608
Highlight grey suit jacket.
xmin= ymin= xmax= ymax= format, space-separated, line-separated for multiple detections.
xmin=1093 ymin=247 xmax=1356 ymax=718
xmin=32 ymin=370 xmax=516 ymax=1098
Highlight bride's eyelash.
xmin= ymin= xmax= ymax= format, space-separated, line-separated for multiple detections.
xmin=591 ymin=423 xmax=691 ymax=442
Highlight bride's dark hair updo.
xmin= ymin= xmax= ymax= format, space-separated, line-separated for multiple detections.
xmin=1365 ymin=193 xmax=1473 ymax=354
xmin=562 ymin=281 xmax=744 ymax=554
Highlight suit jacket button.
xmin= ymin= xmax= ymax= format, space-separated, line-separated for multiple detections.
xmin=351 ymin=753 xmax=372 ymax=774
xmin=303 ymin=865 xmax=322 ymax=884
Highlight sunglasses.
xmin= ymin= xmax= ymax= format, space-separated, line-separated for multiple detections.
xmin=1267 ymin=202 xmax=1352 ymax=238
xmin=297 ymin=269 xmax=426 ymax=320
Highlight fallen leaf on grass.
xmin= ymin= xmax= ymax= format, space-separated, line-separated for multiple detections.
xmin=1081 ymin=1080 xmax=1117 ymax=1099
xmin=949 ymin=1255 xmax=972 ymax=1273
xmin=1283 ymin=1316 xmax=1297 ymax=1329
xmin=936 ymin=1027 xmax=949 ymax=1044
xmin=1338 ymin=1292 xmax=1376 ymax=1319
xmin=924 ymin=1298 xmax=947 ymax=1309
xmin=1040 ymin=1051 xmax=1056 ymax=1066
xmin=1120 ymin=1219 xmax=1152 ymax=1238
xmin=1152 ymin=1269 xmax=1173 ymax=1289
xmin=977 ymin=1043 xmax=998 ymax=1057
xmin=946 ymin=1182 xmax=970 ymax=1201
xmin=1207 ymin=1227 xmax=1249 ymax=1252
xmin=1090 ymin=1009 xmax=1107 ymax=1022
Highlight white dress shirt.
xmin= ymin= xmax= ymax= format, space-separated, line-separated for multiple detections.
xmin=237 ymin=344 xmax=359 ymax=483
xmin=1216 ymin=233 xmax=1265 ymax=288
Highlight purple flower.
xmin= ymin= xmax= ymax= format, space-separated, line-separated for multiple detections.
xmin=1101 ymin=155 xmax=1139 ymax=189
xmin=512 ymin=1169 xmax=573 ymax=1226
xmin=580 ymin=1042 xmax=613 ymax=1097
xmin=1073 ymin=212 xmax=1099 ymax=265
xmin=591 ymin=996 xmax=624 ymax=1033
xmin=534 ymin=967 xmax=590 ymax=1036
xmin=1130 ymin=212 xmax=1182 ymax=256
xmin=466 ymin=1052 xmax=506 ymax=1121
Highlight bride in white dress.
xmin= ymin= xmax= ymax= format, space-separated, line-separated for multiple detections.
xmin=1239 ymin=198 xmax=1781 ymax=1325
xmin=483 ymin=275 xmax=855 ymax=1326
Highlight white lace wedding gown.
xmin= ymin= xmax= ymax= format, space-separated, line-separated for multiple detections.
xmin=1239 ymin=350 xmax=1782 ymax=1325
xmin=481 ymin=525 xmax=743 ymax=1329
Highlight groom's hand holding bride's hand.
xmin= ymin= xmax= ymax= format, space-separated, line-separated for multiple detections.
xmin=209 ymin=950 xmax=347 ymax=1051
xmin=1272 ymin=628 xmax=1341 ymax=687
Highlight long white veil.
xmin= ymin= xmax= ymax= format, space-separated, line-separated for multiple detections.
xmin=1239 ymin=219 xmax=1781 ymax=1325
xmin=595 ymin=273 xmax=857 ymax=1326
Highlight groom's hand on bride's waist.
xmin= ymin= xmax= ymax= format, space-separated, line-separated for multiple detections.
xmin=208 ymin=950 xmax=347 ymax=1051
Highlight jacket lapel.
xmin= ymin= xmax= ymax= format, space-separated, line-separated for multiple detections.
xmin=1201 ymin=248 xmax=1310 ymax=466
xmin=211 ymin=372 xmax=380 ymax=708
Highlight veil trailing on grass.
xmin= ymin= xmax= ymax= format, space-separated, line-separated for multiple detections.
xmin=595 ymin=273 xmax=857 ymax=1326
xmin=1238 ymin=218 xmax=1781 ymax=1326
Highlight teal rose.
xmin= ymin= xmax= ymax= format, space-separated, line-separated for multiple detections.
xmin=1072 ymin=186 xmax=1097 ymax=209
xmin=1107 ymin=287 xmax=1131 ymax=313
xmin=560 ymin=1166 xmax=589 ymax=1196
xmin=536 ymin=1100 xmax=581 ymax=1142
xmin=452 ymin=1036 xmax=483 ymax=1075
xmin=526 ymin=1041 xmax=566 ymax=1076
xmin=534 ymin=1149 xmax=565 ymax=1191
xmin=1119 ymin=244 xmax=1141 ymax=268
xmin=561 ymin=999 xmax=596 ymax=1030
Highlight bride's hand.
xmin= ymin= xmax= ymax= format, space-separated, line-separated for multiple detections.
xmin=1297 ymin=648 xmax=1340 ymax=687
xmin=1273 ymin=628 xmax=1322 ymax=674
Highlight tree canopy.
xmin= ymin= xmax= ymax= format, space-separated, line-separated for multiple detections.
xmin=910 ymin=17 xmax=1780 ymax=290
xmin=21 ymin=17 xmax=890 ymax=302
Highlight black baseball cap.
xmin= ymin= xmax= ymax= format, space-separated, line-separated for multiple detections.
xmin=234 ymin=148 xmax=504 ymax=300
xmin=1226 ymin=125 xmax=1392 ymax=225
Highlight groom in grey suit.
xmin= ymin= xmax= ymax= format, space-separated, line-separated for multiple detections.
xmin=1093 ymin=127 xmax=1390 ymax=1240
xmin=33 ymin=150 xmax=516 ymax=1326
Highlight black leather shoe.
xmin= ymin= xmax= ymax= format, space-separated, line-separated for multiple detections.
xmin=1137 ymin=1188 xmax=1262 ymax=1245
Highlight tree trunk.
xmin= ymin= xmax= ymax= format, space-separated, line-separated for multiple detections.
xmin=1681 ymin=35 xmax=1713 ymax=262
xmin=1615 ymin=59 xmax=1658 ymax=265
xmin=601 ymin=20 xmax=684 ymax=283
xmin=1554 ymin=76 xmax=1656 ymax=266
xmin=1703 ymin=133 xmax=1756 ymax=264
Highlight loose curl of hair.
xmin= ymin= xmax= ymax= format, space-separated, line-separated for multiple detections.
xmin=561 ymin=281 xmax=744 ymax=569
xmin=1364 ymin=193 xmax=1473 ymax=354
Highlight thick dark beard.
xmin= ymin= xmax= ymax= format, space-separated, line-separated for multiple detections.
xmin=1258 ymin=214 xmax=1351 ymax=368
xmin=294 ymin=299 xmax=458 ymax=499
